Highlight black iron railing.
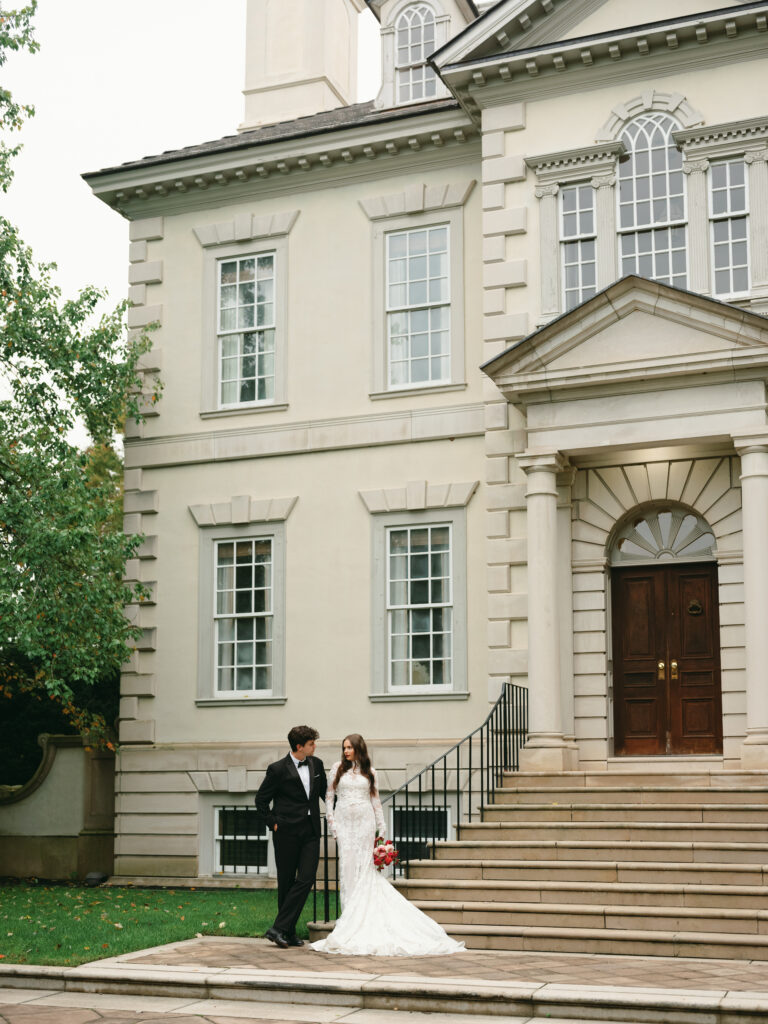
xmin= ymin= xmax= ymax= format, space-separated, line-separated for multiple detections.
xmin=312 ymin=682 xmax=528 ymax=921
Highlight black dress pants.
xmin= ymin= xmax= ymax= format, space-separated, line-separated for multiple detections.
xmin=272 ymin=817 xmax=319 ymax=937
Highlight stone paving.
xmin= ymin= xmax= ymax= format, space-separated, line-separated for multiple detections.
xmin=122 ymin=935 xmax=768 ymax=993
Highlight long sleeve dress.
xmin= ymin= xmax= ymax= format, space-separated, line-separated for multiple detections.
xmin=310 ymin=762 xmax=464 ymax=956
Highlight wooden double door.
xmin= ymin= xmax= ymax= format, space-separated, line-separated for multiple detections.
xmin=611 ymin=563 xmax=723 ymax=756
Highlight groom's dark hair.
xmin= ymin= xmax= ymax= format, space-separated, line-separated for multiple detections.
xmin=288 ymin=725 xmax=319 ymax=751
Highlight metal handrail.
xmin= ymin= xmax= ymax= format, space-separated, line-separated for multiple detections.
xmin=312 ymin=682 xmax=528 ymax=921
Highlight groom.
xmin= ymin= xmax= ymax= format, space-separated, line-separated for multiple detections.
xmin=254 ymin=725 xmax=327 ymax=948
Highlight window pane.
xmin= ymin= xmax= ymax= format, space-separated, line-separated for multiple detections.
xmin=218 ymin=255 xmax=277 ymax=406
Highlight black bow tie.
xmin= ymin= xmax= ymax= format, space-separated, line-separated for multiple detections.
xmin=296 ymin=760 xmax=307 ymax=767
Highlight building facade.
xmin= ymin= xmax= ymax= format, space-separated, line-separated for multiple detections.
xmin=85 ymin=0 xmax=768 ymax=883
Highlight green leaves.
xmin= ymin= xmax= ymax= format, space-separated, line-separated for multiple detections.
xmin=0 ymin=2 xmax=161 ymax=740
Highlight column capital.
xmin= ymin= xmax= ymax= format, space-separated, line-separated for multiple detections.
xmin=534 ymin=183 xmax=559 ymax=200
xmin=516 ymin=450 xmax=569 ymax=474
xmin=732 ymin=430 xmax=768 ymax=456
xmin=745 ymin=147 xmax=768 ymax=166
xmin=683 ymin=158 xmax=710 ymax=175
xmin=590 ymin=173 xmax=616 ymax=190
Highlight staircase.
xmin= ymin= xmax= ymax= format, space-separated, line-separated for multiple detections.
xmin=396 ymin=768 xmax=768 ymax=959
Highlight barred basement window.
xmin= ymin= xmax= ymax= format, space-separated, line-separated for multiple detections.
xmin=710 ymin=159 xmax=749 ymax=297
xmin=216 ymin=807 xmax=269 ymax=874
xmin=391 ymin=804 xmax=450 ymax=863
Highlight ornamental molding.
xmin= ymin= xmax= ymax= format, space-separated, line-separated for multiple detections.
xmin=596 ymin=91 xmax=704 ymax=142
xmin=189 ymin=495 xmax=298 ymax=527
xmin=674 ymin=116 xmax=768 ymax=160
xmin=525 ymin=142 xmax=625 ymax=185
xmin=358 ymin=180 xmax=476 ymax=220
xmin=358 ymin=479 xmax=479 ymax=514
xmin=193 ymin=210 xmax=300 ymax=248
xmin=86 ymin=110 xmax=479 ymax=214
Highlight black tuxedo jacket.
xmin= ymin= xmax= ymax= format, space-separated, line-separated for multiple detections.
xmin=254 ymin=753 xmax=327 ymax=836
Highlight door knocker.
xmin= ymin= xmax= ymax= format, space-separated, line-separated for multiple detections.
xmin=687 ymin=599 xmax=703 ymax=616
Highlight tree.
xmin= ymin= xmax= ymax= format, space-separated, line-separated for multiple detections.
xmin=0 ymin=2 xmax=159 ymax=747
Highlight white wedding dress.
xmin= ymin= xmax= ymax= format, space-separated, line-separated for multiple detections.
xmin=311 ymin=762 xmax=464 ymax=956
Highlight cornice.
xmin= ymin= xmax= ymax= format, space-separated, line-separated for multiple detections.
xmin=437 ymin=3 xmax=768 ymax=120
xmin=87 ymin=109 xmax=479 ymax=218
xmin=674 ymin=115 xmax=768 ymax=159
xmin=525 ymin=141 xmax=626 ymax=184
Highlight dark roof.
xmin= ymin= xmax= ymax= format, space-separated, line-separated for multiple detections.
xmin=84 ymin=98 xmax=463 ymax=180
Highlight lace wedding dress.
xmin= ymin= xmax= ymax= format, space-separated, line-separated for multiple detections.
xmin=310 ymin=762 xmax=464 ymax=956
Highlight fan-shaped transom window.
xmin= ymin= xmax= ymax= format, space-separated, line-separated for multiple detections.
xmin=610 ymin=505 xmax=715 ymax=566
xmin=618 ymin=113 xmax=687 ymax=289
xmin=395 ymin=4 xmax=438 ymax=104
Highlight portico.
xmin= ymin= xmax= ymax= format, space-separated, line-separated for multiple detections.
xmin=483 ymin=275 xmax=768 ymax=770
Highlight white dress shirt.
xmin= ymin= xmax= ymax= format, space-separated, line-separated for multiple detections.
xmin=291 ymin=753 xmax=311 ymax=801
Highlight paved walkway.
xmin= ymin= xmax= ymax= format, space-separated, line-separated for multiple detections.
xmin=1 ymin=938 xmax=768 ymax=1022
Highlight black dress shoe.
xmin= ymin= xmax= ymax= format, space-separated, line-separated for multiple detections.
xmin=265 ymin=926 xmax=289 ymax=948
xmin=285 ymin=935 xmax=305 ymax=947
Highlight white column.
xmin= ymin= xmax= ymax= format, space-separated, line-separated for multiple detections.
xmin=517 ymin=451 xmax=578 ymax=771
xmin=557 ymin=467 xmax=577 ymax=742
xmin=591 ymin=173 xmax=618 ymax=290
xmin=683 ymin=158 xmax=711 ymax=295
xmin=746 ymin=148 xmax=768 ymax=300
xmin=734 ymin=434 xmax=768 ymax=768
xmin=535 ymin=184 xmax=561 ymax=321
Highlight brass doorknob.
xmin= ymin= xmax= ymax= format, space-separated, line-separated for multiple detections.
xmin=671 ymin=660 xmax=679 ymax=680
xmin=657 ymin=661 xmax=665 ymax=680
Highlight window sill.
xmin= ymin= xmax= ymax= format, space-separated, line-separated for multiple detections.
xmin=196 ymin=697 xmax=287 ymax=707
xmin=369 ymin=383 xmax=467 ymax=401
xmin=200 ymin=403 xmax=289 ymax=420
xmin=369 ymin=691 xmax=469 ymax=702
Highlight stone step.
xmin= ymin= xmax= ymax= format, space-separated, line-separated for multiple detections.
xmin=432 ymin=838 xmax=768 ymax=863
xmin=395 ymin=876 xmax=768 ymax=909
xmin=415 ymin=898 xmax=768 ymax=935
xmin=494 ymin=786 xmax=768 ymax=805
xmin=437 ymin=921 xmax=768 ymax=959
xmin=457 ymin=820 xmax=768 ymax=843
xmin=481 ymin=801 xmax=768 ymax=822
xmin=501 ymin=770 xmax=768 ymax=791
xmin=406 ymin=857 xmax=768 ymax=886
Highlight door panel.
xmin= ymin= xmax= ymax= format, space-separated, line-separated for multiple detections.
xmin=612 ymin=563 xmax=722 ymax=756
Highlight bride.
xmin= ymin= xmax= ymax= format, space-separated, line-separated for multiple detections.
xmin=311 ymin=733 xmax=464 ymax=956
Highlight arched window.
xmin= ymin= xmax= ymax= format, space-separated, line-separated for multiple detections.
xmin=618 ymin=114 xmax=687 ymax=289
xmin=610 ymin=505 xmax=715 ymax=566
xmin=395 ymin=4 xmax=438 ymax=104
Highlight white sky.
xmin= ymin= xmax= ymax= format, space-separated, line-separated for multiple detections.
xmin=2 ymin=0 xmax=381 ymax=305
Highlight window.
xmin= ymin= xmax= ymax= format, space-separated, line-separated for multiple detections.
xmin=386 ymin=225 xmax=450 ymax=388
xmin=710 ymin=159 xmax=749 ymax=297
xmin=215 ymin=807 xmax=269 ymax=875
xmin=193 ymin=512 xmax=290 ymax=706
xmin=387 ymin=523 xmax=452 ymax=689
xmin=618 ymin=114 xmax=687 ymax=288
xmin=561 ymin=184 xmax=597 ymax=311
xmin=218 ymin=254 xmax=276 ymax=406
xmin=215 ymin=537 xmax=273 ymax=695
xmin=395 ymin=4 xmax=438 ymax=104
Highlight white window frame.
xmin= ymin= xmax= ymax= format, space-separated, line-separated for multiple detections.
xmin=560 ymin=182 xmax=598 ymax=312
xmin=198 ymin=232 xmax=291 ymax=418
xmin=370 ymin=207 xmax=466 ymax=397
xmin=196 ymin=522 xmax=287 ymax=705
xmin=370 ymin=507 xmax=468 ymax=700
xmin=709 ymin=158 xmax=750 ymax=299
xmin=617 ymin=113 xmax=688 ymax=290
xmin=394 ymin=3 xmax=439 ymax=106
xmin=385 ymin=224 xmax=451 ymax=390
xmin=217 ymin=252 xmax=277 ymax=408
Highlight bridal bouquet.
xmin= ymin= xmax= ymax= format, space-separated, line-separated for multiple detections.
xmin=373 ymin=837 xmax=399 ymax=871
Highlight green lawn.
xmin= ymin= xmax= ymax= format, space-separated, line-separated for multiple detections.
xmin=0 ymin=880 xmax=317 ymax=966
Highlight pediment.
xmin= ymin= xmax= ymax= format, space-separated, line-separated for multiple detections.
xmin=484 ymin=276 xmax=768 ymax=404
xmin=434 ymin=0 xmax=759 ymax=73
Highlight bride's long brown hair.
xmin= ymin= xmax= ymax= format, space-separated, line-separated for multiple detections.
xmin=334 ymin=733 xmax=377 ymax=795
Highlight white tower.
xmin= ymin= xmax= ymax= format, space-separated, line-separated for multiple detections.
xmin=240 ymin=0 xmax=367 ymax=132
